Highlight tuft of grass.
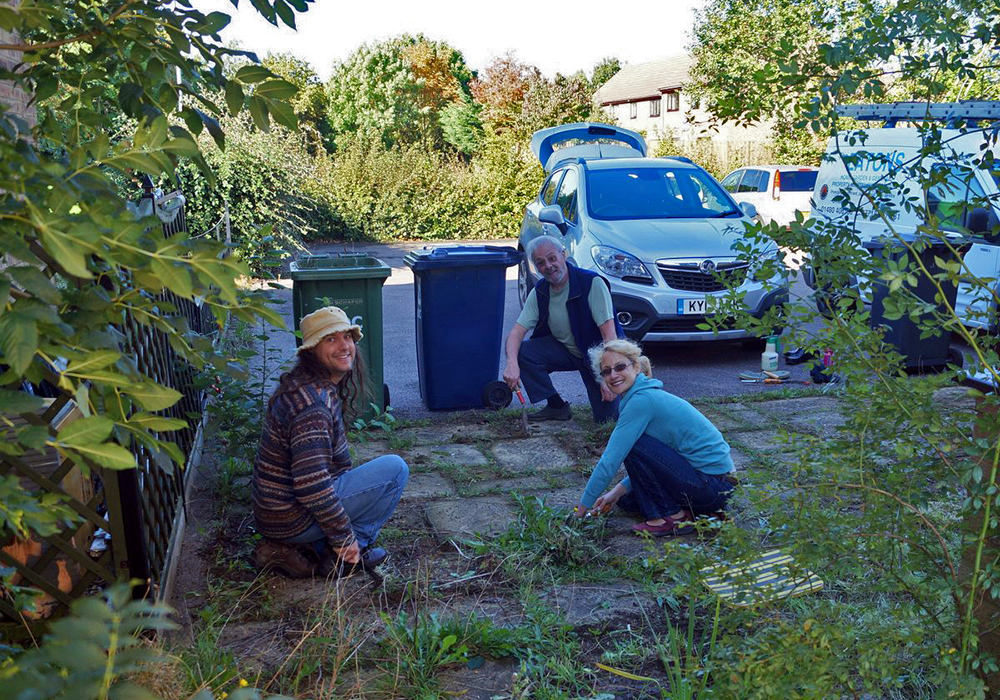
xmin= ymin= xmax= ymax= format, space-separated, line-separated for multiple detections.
xmin=375 ymin=611 xmax=472 ymax=699
xmin=468 ymin=494 xmax=607 ymax=573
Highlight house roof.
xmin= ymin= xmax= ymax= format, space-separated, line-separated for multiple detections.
xmin=593 ymin=54 xmax=696 ymax=105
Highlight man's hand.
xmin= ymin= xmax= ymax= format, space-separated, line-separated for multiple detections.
xmin=593 ymin=484 xmax=626 ymax=514
xmin=574 ymin=503 xmax=589 ymax=518
xmin=503 ymin=324 xmax=528 ymax=391
xmin=502 ymin=362 xmax=520 ymax=391
xmin=334 ymin=541 xmax=361 ymax=564
xmin=600 ymin=382 xmax=614 ymax=402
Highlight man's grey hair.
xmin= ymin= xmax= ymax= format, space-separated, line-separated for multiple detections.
xmin=526 ymin=235 xmax=566 ymax=258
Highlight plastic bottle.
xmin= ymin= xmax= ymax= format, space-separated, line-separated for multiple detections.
xmin=761 ymin=338 xmax=779 ymax=372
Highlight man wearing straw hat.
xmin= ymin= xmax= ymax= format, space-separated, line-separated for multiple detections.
xmin=252 ymin=306 xmax=408 ymax=578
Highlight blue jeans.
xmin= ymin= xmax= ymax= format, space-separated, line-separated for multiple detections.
xmin=619 ymin=435 xmax=732 ymax=520
xmin=518 ymin=335 xmax=619 ymax=423
xmin=281 ymin=454 xmax=408 ymax=552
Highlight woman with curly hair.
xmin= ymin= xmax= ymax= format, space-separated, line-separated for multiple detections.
xmin=251 ymin=306 xmax=408 ymax=577
xmin=575 ymin=338 xmax=737 ymax=536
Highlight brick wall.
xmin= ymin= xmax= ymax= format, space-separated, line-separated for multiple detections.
xmin=0 ymin=25 xmax=36 ymax=133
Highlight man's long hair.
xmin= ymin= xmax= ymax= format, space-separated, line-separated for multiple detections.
xmin=269 ymin=346 xmax=370 ymax=420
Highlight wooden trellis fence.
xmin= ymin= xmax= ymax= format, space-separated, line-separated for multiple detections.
xmin=0 ymin=189 xmax=231 ymax=640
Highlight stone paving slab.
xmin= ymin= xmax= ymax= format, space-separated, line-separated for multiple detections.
xmin=694 ymin=406 xmax=746 ymax=433
xmin=543 ymin=582 xmax=657 ymax=627
xmin=716 ymin=403 xmax=775 ymax=430
xmin=463 ymin=475 xmax=552 ymax=496
xmin=754 ymin=396 xmax=846 ymax=433
xmin=424 ymin=497 xmax=516 ymax=541
xmin=933 ymin=385 xmax=977 ymax=413
xmin=408 ymin=443 xmax=489 ymax=467
xmin=540 ymin=487 xmax=587 ymax=509
xmin=438 ymin=659 xmax=517 ymax=700
xmin=729 ymin=431 xmax=805 ymax=464
xmin=492 ymin=436 xmax=576 ymax=474
xmin=401 ymin=472 xmax=456 ymax=501
xmin=394 ymin=424 xmax=490 ymax=445
xmin=520 ymin=419 xmax=585 ymax=437
xmin=351 ymin=440 xmax=391 ymax=465
xmin=729 ymin=446 xmax=754 ymax=472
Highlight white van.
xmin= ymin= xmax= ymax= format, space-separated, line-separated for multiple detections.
xmin=807 ymin=102 xmax=1000 ymax=329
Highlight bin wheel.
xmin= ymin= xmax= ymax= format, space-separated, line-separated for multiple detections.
xmin=482 ymin=381 xmax=513 ymax=409
xmin=383 ymin=383 xmax=391 ymax=409
xmin=947 ymin=347 xmax=964 ymax=369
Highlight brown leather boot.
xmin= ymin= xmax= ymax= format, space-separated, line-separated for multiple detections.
xmin=253 ymin=539 xmax=316 ymax=578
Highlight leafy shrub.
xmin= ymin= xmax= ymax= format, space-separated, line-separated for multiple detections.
xmin=177 ymin=113 xmax=341 ymax=271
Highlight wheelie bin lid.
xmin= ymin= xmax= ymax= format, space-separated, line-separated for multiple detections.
xmin=403 ymin=245 xmax=521 ymax=271
xmin=290 ymin=253 xmax=391 ymax=280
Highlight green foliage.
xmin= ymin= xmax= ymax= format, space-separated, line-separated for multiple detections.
xmin=687 ymin=0 xmax=1000 ymax=693
xmin=262 ymin=52 xmax=334 ymax=151
xmin=439 ymin=93 xmax=483 ymax=156
xmin=0 ymin=1 xmax=296 ymax=531
xmin=656 ymin=597 xmax=721 ymax=699
xmin=326 ymin=35 xmax=474 ymax=150
xmin=376 ymin=611 xmax=471 ymax=699
xmin=1 ymin=582 xmax=176 ymax=699
xmin=348 ymin=403 xmax=396 ymax=443
xmin=590 ymin=56 xmax=622 ymax=89
xmin=176 ymin=112 xmax=339 ymax=272
xmin=469 ymin=494 xmax=607 ymax=572
xmin=0 ymin=2 xmax=306 ymax=698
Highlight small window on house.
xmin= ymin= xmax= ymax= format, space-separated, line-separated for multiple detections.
xmin=650 ymin=98 xmax=661 ymax=117
xmin=629 ymin=102 xmax=637 ymax=119
xmin=665 ymin=91 xmax=680 ymax=112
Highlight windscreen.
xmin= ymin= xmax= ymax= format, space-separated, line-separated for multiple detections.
xmin=586 ymin=167 xmax=738 ymax=220
xmin=778 ymin=170 xmax=818 ymax=191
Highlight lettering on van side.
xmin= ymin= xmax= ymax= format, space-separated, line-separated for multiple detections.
xmin=845 ymin=150 xmax=907 ymax=174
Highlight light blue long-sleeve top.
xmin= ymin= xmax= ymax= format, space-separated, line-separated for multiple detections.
xmin=580 ymin=374 xmax=735 ymax=508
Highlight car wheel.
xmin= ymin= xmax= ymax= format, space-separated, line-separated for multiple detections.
xmin=947 ymin=346 xmax=964 ymax=369
xmin=518 ymin=251 xmax=535 ymax=308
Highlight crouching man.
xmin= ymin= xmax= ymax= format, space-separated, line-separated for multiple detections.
xmin=503 ymin=235 xmax=623 ymax=423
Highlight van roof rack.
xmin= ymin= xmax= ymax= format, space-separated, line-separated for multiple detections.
xmin=837 ymin=101 xmax=1000 ymax=127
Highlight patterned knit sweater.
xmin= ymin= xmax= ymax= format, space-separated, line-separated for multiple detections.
xmin=252 ymin=380 xmax=355 ymax=548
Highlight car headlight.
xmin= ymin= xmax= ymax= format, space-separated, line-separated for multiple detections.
xmin=750 ymin=248 xmax=785 ymax=282
xmin=591 ymin=246 xmax=652 ymax=281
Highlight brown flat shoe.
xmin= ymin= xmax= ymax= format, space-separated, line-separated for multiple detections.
xmin=253 ymin=539 xmax=316 ymax=578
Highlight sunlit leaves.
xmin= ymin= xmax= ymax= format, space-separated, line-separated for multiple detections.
xmin=126 ymin=381 xmax=183 ymax=412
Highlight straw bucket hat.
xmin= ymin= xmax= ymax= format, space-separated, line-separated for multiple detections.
xmin=300 ymin=306 xmax=363 ymax=350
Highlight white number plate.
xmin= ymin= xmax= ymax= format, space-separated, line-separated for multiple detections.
xmin=677 ymin=298 xmax=707 ymax=315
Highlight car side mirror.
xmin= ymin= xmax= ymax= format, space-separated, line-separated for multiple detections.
xmin=738 ymin=201 xmax=758 ymax=220
xmin=969 ymin=207 xmax=1000 ymax=244
xmin=539 ymin=205 xmax=568 ymax=233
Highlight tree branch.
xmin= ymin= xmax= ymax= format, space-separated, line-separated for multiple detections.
xmin=0 ymin=0 xmax=141 ymax=53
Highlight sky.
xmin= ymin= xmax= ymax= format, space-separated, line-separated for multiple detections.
xmin=193 ymin=0 xmax=705 ymax=81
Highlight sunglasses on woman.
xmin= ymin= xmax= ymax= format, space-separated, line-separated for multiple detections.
xmin=599 ymin=362 xmax=631 ymax=377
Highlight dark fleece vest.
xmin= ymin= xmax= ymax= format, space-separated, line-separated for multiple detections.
xmin=533 ymin=264 xmax=624 ymax=354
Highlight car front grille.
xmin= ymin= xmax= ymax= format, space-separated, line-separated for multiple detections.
xmin=648 ymin=317 xmax=740 ymax=333
xmin=656 ymin=261 xmax=749 ymax=293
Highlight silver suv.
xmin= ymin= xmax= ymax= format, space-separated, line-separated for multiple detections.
xmin=517 ymin=123 xmax=789 ymax=342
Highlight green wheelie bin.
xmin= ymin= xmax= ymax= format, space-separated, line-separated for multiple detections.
xmin=289 ymin=253 xmax=391 ymax=420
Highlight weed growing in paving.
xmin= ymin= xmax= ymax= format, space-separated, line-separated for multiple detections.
xmin=375 ymin=611 xmax=472 ymax=699
xmin=348 ymin=403 xmax=397 ymax=444
xmin=469 ymin=494 xmax=607 ymax=575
